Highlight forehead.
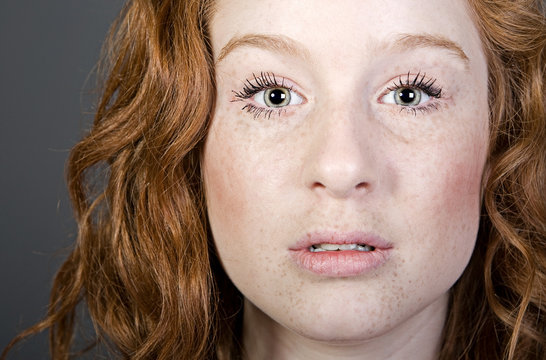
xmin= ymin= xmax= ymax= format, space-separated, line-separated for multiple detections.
xmin=210 ymin=0 xmax=484 ymax=66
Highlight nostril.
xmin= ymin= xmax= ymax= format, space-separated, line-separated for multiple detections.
xmin=355 ymin=182 xmax=369 ymax=190
xmin=311 ymin=181 xmax=326 ymax=190
xmin=310 ymin=180 xmax=371 ymax=198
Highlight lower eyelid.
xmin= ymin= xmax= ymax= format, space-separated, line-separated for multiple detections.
xmin=401 ymin=102 xmax=440 ymax=115
xmin=241 ymin=103 xmax=288 ymax=120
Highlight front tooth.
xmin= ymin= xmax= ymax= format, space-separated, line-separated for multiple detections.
xmin=320 ymin=243 xmax=340 ymax=251
xmin=339 ymin=244 xmax=357 ymax=251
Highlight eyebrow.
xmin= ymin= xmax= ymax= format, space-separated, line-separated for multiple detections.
xmin=216 ymin=32 xmax=469 ymax=66
xmin=216 ymin=34 xmax=310 ymax=63
xmin=392 ymin=33 xmax=469 ymax=65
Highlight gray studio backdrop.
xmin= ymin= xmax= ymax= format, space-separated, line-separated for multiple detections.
xmin=1 ymin=1 xmax=124 ymax=358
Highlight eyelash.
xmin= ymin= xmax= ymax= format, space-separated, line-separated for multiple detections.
xmin=384 ymin=72 xmax=443 ymax=116
xmin=232 ymin=72 xmax=294 ymax=120
xmin=232 ymin=71 xmax=444 ymax=119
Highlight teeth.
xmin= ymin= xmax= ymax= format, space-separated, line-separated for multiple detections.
xmin=321 ymin=243 xmax=341 ymax=251
xmin=309 ymin=243 xmax=375 ymax=252
xmin=339 ymin=244 xmax=357 ymax=251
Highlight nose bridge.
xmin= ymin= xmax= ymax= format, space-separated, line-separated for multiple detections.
xmin=303 ymin=102 xmax=376 ymax=198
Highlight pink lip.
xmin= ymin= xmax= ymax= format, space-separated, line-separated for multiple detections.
xmin=289 ymin=231 xmax=393 ymax=277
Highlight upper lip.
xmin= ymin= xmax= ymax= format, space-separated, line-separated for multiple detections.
xmin=289 ymin=231 xmax=393 ymax=250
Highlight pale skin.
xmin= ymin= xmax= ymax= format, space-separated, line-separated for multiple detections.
xmin=203 ymin=0 xmax=489 ymax=359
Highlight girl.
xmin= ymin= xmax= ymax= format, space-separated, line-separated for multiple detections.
xmin=3 ymin=0 xmax=545 ymax=359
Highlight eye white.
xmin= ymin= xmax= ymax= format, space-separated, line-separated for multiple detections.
xmin=254 ymin=88 xmax=303 ymax=107
xmin=382 ymin=88 xmax=430 ymax=106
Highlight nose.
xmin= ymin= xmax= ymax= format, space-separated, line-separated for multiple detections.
xmin=302 ymin=106 xmax=377 ymax=199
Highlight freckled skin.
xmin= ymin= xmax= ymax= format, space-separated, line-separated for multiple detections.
xmin=203 ymin=0 xmax=489 ymax=359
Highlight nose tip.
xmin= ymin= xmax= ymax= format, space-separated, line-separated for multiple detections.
xmin=302 ymin=102 xmax=379 ymax=200
xmin=302 ymin=107 xmax=378 ymax=199
xmin=309 ymin=162 xmax=372 ymax=199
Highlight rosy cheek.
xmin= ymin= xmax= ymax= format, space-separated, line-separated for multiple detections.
xmin=445 ymin=162 xmax=481 ymax=205
xmin=205 ymin=142 xmax=238 ymax=220
xmin=204 ymin=131 xmax=259 ymax=245
xmin=445 ymin=137 xmax=488 ymax=206
xmin=431 ymin=142 xmax=487 ymax=263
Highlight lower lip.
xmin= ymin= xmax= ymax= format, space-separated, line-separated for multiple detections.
xmin=290 ymin=248 xmax=391 ymax=277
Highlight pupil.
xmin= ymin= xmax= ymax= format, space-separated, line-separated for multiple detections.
xmin=268 ymin=89 xmax=287 ymax=105
xmin=398 ymin=88 xmax=416 ymax=104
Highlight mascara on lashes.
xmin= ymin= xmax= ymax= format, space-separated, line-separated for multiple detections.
xmin=232 ymin=72 xmax=296 ymax=119
xmin=387 ymin=71 xmax=443 ymax=99
xmin=232 ymin=72 xmax=291 ymax=100
xmin=231 ymin=71 xmax=444 ymax=119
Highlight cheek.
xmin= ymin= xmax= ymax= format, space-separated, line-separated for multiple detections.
xmin=395 ymin=126 xmax=488 ymax=282
xmin=437 ymin=155 xmax=485 ymax=218
xmin=204 ymin=151 xmax=234 ymax=213
xmin=431 ymin=140 xmax=488 ymax=273
xmin=439 ymin=158 xmax=484 ymax=256
xmin=441 ymin=131 xmax=488 ymax=219
xmin=203 ymin=118 xmax=275 ymax=247
xmin=203 ymin=127 xmax=247 ymax=239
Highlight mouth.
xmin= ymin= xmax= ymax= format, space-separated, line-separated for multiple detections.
xmin=290 ymin=231 xmax=392 ymax=277
xmin=290 ymin=231 xmax=391 ymax=251
xmin=309 ymin=243 xmax=375 ymax=252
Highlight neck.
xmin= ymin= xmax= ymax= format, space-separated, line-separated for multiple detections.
xmin=242 ymin=294 xmax=448 ymax=360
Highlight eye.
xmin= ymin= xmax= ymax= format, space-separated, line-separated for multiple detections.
xmin=255 ymin=87 xmax=303 ymax=108
xmin=379 ymin=73 xmax=442 ymax=112
xmin=382 ymin=87 xmax=431 ymax=107
xmin=232 ymin=72 xmax=307 ymax=119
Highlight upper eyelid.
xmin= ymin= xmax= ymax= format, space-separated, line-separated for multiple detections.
xmin=232 ymin=73 xmax=306 ymax=101
xmin=387 ymin=72 xmax=440 ymax=89
xmin=378 ymin=73 xmax=443 ymax=98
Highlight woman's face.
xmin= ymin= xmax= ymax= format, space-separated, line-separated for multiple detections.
xmin=204 ymin=0 xmax=488 ymax=348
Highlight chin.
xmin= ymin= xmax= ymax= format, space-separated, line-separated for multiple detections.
xmin=283 ymin=304 xmax=398 ymax=343
xmin=289 ymin=319 xmax=392 ymax=344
